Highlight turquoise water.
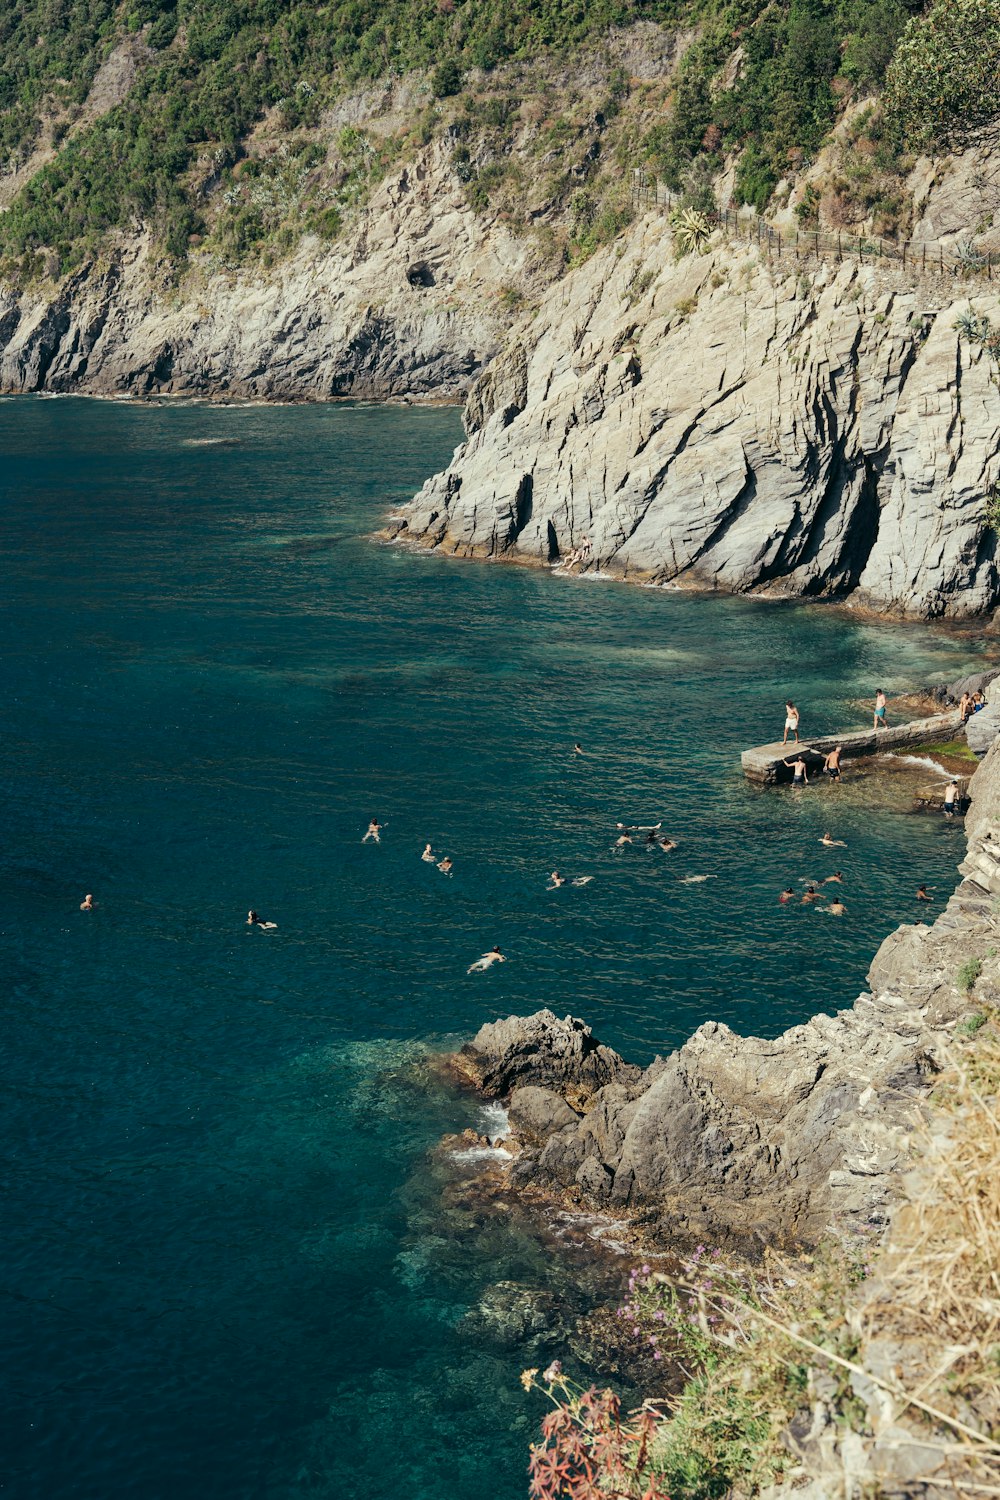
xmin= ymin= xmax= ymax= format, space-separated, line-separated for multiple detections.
xmin=1 ymin=397 xmax=985 ymax=1499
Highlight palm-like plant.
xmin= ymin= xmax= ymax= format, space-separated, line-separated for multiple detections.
xmin=670 ymin=206 xmax=712 ymax=256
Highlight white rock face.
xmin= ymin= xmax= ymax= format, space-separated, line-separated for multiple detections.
xmin=396 ymin=217 xmax=1000 ymax=618
xmin=0 ymin=140 xmax=534 ymax=401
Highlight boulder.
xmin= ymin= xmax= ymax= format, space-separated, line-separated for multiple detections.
xmin=508 ymin=1085 xmax=580 ymax=1142
xmin=464 ymin=1008 xmax=640 ymax=1099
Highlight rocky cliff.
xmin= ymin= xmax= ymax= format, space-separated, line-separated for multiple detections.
xmin=393 ymin=218 xmax=1000 ymax=618
xmin=0 ymin=138 xmax=534 ymax=401
xmin=460 ymin=733 xmax=1000 ymax=1251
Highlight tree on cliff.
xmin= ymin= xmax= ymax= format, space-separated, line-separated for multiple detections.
xmin=884 ymin=0 xmax=1000 ymax=146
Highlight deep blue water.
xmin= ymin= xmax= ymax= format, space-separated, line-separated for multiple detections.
xmin=1 ymin=397 xmax=986 ymax=1499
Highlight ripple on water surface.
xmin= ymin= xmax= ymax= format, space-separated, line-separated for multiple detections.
xmin=0 ymin=397 xmax=991 ymax=1500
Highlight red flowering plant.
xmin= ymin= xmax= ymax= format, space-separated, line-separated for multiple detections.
xmin=521 ymin=1360 xmax=672 ymax=1500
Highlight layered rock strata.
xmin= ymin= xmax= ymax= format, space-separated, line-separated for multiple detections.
xmin=0 ymin=139 xmax=533 ymax=401
xmin=461 ymin=736 xmax=1000 ymax=1248
xmin=393 ymin=220 xmax=1000 ymax=618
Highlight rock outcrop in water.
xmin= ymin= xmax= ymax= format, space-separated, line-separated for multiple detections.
xmin=393 ymin=219 xmax=1000 ymax=619
xmin=461 ymin=734 xmax=1000 ymax=1248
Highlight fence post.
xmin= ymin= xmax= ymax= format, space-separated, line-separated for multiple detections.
xmin=922 ymin=244 xmax=926 ymax=272
xmin=902 ymin=242 xmax=906 ymax=271
xmin=837 ymin=232 xmax=842 ymax=262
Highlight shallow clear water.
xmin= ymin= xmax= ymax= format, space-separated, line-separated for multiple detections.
xmin=1 ymin=397 xmax=985 ymax=1499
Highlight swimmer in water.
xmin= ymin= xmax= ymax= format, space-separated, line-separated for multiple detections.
xmin=362 ymin=818 xmax=382 ymax=844
xmin=657 ymin=836 xmax=677 ymax=851
xmin=573 ymin=743 xmax=584 ymax=755
xmin=824 ymin=871 xmax=844 ymax=884
xmin=468 ymin=946 xmax=505 ymax=974
xmin=247 ymin=909 xmax=278 ymax=929
xmin=779 ymin=888 xmax=795 ymax=903
xmin=437 ymin=855 xmax=453 ymax=875
xmin=783 ymin=755 xmax=809 ymax=786
xmin=421 ymin=842 xmax=436 ymax=862
xmin=678 ymin=874 xmax=716 ymax=884
xmin=614 ymin=833 xmax=632 ymax=849
xmin=819 ymin=833 xmax=847 ymax=848
xmin=801 ymin=885 xmax=823 ymax=903
xmin=80 ymin=893 xmax=94 ymax=911
xmin=547 ymin=871 xmax=566 ymax=889
xmin=828 ymin=897 xmax=846 ymax=915
xmin=916 ymin=884 xmax=931 ymax=901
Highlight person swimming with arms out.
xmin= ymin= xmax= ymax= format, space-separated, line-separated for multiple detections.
xmin=824 ymin=871 xmax=844 ymax=884
xmin=547 ymin=871 xmax=566 ymax=889
xmin=823 ymin=746 xmax=843 ymax=780
xmin=916 ymin=884 xmax=932 ymax=901
xmin=437 ymin=855 xmax=453 ymax=875
xmin=818 ymin=832 xmax=847 ymax=848
xmin=362 ymin=818 xmax=382 ymax=843
xmin=468 ymin=946 xmax=505 ymax=974
xmin=421 ymin=842 xmax=436 ymax=862
xmin=247 ymin=909 xmax=278 ymax=930
xmin=783 ymin=754 xmax=809 ymax=786
xmin=80 ymin=893 xmax=94 ymax=911
xmin=614 ymin=833 xmax=632 ymax=849
xmin=801 ymin=885 xmax=823 ymax=903
xmin=873 ymin=688 xmax=888 ymax=729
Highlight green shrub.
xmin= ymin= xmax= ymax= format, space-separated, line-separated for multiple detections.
xmin=884 ymin=0 xmax=1000 ymax=147
xmin=958 ymin=957 xmax=984 ymax=993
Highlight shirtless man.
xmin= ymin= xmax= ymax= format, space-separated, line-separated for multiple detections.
xmin=421 ymin=843 xmax=436 ymax=862
xmin=657 ymin=836 xmax=677 ymax=851
xmin=823 ymin=746 xmax=843 ymax=780
xmin=819 ymin=832 xmax=847 ymax=848
xmin=828 ymin=897 xmax=846 ymax=916
xmin=80 ymin=893 xmax=94 ymax=911
xmin=247 ymin=909 xmax=278 ymax=929
xmin=873 ymin=688 xmax=888 ymax=730
xmin=468 ymin=946 xmax=505 ymax=974
xmin=782 ymin=702 xmax=800 ymax=746
xmin=916 ymin=884 xmax=932 ymax=901
xmin=362 ymin=818 xmax=382 ymax=843
xmin=437 ymin=855 xmax=453 ymax=875
xmin=959 ymin=691 xmax=973 ymax=725
xmin=824 ymin=871 xmax=844 ymax=884
xmin=573 ymin=743 xmax=584 ymax=756
xmin=614 ymin=833 xmax=632 ymax=849
xmin=783 ymin=754 xmax=809 ymax=786
xmin=801 ymin=885 xmax=823 ymax=903
xmin=943 ymin=781 xmax=960 ymax=817
xmin=547 ymin=871 xmax=566 ymax=889
xmin=778 ymin=888 xmax=796 ymax=904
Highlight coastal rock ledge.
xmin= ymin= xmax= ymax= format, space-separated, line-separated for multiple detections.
xmin=461 ymin=737 xmax=1000 ymax=1249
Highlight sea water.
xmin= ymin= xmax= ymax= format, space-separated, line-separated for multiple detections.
xmin=1 ymin=398 xmax=987 ymax=1499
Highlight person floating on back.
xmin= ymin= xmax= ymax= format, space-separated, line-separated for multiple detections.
xmin=873 ymin=688 xmax=888 ymax=729
xmin=468 ymin=946 xmax=505 ymax=974
xmin=362 ymin=818 xmax=382 ymax=843
xmin=782 ymin=701 xmax=800 ymax=745
xmin=819 ymin=832 xmax=846 ymax=848
xmin=783 ymin=754 xmax=809 ymax=786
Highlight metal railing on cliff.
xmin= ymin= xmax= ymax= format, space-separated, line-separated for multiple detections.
xmin=630 ymin=170 xmax=997 ymax=282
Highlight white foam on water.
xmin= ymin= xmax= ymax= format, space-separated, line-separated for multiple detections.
xmin=882 ymin=753 xmax=953 ymax=778
xmin=450 ymin=1145 xmax=513 ymax=1165
xmin=477 ymin=1102 xmax=511 ymax=1141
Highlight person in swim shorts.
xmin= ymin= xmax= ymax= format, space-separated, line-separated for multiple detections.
xmin=823 ymin=746 xmax=843 ymax=779
xmin=782 ymin=702 xmax=800 ymax=746
xmin=783 ymin=754 xmax=809 ymax=786
xmin=873 ymin=689 xmax=887 ymax=729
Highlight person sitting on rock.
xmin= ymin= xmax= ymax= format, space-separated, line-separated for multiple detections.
xmin=959 ymin=691 xmax=974 ymax=724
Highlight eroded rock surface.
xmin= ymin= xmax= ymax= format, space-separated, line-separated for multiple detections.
xmin=462 ymin=737 xmax=1000 ymax=1248
xmin=394 ymin=221 xmax=1000 ymax=618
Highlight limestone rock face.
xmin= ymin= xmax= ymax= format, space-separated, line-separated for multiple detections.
xmin=465 ymin=738 xmax=1000 ymax=1246
xmin=395 ymin=220 xmax=1000 ymax=619
xmin=0 ymin=140 xmax=533 ymax=401
xmin=465 ymin=1008 xmax=640 ymax=1100
xmin=507 ymin=1085 xmax=581 ymax=1143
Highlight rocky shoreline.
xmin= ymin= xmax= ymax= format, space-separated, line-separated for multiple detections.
xmin=446 ymin=730 xmax=1000 ymax=1255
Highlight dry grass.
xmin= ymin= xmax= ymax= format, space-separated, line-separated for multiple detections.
xmin=856 ymin=1011 xmax=1000 ymax=1488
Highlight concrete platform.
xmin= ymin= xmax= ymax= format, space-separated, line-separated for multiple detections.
xmin=741 ymin=708 xmax=963 ymax=784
